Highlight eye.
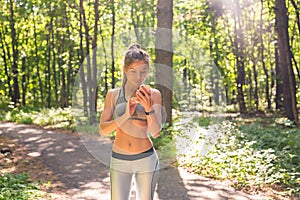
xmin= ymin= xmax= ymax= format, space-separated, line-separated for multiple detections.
xmin=141 ymin=70 xmax=147 ymax=74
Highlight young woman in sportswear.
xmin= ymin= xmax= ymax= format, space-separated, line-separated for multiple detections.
xmin=99 ymin=44 xmax=162 ymax=200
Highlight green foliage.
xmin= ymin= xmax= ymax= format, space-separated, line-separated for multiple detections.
xmin=0 ymin=107 xmax=76 ymax=130
xmin=180 ymin=117 xmax=300 ymax=197
xmin=198 ymin=116 xmax=211 ymax=127
xmin=152 ymin=126 xmax=176 ymax=150
xmin=76 ymin=123 xmax=100 ymax=135
xmin=0 ymin=173 xmax=44 ymax=200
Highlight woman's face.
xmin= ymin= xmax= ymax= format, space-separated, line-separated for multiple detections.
xmin=125 ymin=60 xmax=149 ymax=87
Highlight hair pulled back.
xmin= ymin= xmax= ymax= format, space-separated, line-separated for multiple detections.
xmin=123 ymin=44 xmax=150 ymax=70
xmin=122 ymin=44 xmax=150 ymax=86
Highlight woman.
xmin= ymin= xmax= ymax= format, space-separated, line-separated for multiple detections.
xmin=99 ymin=44 xmax=162 ymax=200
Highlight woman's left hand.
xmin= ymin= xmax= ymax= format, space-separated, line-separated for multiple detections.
xmin=136 ymin=85 xmax=152 ymax=112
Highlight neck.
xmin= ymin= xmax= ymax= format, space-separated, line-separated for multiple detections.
xmin=124 ymin=82 xmax=139 ymax=97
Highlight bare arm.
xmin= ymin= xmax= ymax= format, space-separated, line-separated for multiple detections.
xmin=146 ymin=89 xmax=162 ymax=138
xmin=99 ymin=89 xmax=130 ymax=136
xmin=136 ymin=87 xmax=162 ymax=138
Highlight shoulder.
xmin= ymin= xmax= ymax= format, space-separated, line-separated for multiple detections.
xmin=150 ymin=88 xmax=161 ymax=99
xmin=106 ymin=88 xmax=121 ymax=100
xmin=150 ymin=88 xmax=161 ymax=95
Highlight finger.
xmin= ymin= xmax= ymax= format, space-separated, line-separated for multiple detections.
xmin=143 ymin=85 xmax=151 ymax=94
xmin=136 ymin=92 xmax=146 ymax=102
xmin=136 ymin=92 xmax=149 ymax=104
xmin=139 ymin=86 xmax=150 ymax=95
xmin=137 ymin=89 xmax=146 ymax=97
xmin=136 ymin=90 xmax=146 ymax=100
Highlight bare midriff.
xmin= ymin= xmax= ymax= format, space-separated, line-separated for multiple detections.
xmin=113 ymin=126 xmax=152 ymax=154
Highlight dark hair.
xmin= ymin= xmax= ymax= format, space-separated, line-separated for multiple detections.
xmin=122 ymin=44 xmax=150 ymax=86
xmin=123 ymin=44 xmax=150 ymax=69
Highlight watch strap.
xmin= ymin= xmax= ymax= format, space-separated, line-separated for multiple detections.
xmin=145 ymin=110 xmax=155 ymax=115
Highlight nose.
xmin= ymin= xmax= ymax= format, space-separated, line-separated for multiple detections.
xmin=137 ymin=72 xmax=142 ymax=80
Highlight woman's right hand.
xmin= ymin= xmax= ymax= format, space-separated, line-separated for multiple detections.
xmin=129 ymin=96 xmax=138 ymax=116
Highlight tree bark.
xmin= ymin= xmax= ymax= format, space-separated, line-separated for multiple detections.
xmin=275 ymin=0 xmax=298 ymax=122
xmin=81 ymin=0 xmax=93 ymax=122
xmin=51 ymin=16 xmax=59 ymax=108
xmin=21 ymin=57 xmax=26 ymax=106
xmin=260 ymin=1 xmax=271 ymax=110
xmin=89 ymin=0 xmax=100 ymax=124
xmin=111 ymin=0 xmax=116 ymax=89
xmin=60 ymin=35 xmax=67 ymax=108
xmin=0 ymin=28 xmax=13 ymax=100
xmin=233 ymin=0 xmax=247 ymax=114
xmin=65 ymin=6 xmax=73 ymax=107
xmin=155 ymin=0 xmax=173 ymax=126
xmin=99 ymin=24 xmax=109 ymax=94
xmin=33 ymin=11 xmax=44 ymax=106
xmin=275 ymin=43 xmax=283 ymax=110
xmin=46 ymin=22 xmax=52 ymax=108
xmin=9 ymin=0 xmax=20 ymax=106
xmin=79 ymin=0 xmax=88 ymax=117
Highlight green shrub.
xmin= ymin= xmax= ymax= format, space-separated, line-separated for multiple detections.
xmin=0 ymin=173 xmax=44 ymax=200
xmin=179 ymin=118 xmax=300 ymax=197
xmin=1 ymin=106 xmax=76 ymax=130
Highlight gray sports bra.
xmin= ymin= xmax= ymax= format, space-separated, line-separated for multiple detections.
xmin=114 ymin=87 xmax=147 ymax=121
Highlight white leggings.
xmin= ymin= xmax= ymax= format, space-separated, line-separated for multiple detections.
xmin=110 ymin=148 xmax=159 ymax=200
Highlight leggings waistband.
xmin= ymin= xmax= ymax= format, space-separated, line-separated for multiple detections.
xmin=112 ymin=147 xmax=154 ymax=161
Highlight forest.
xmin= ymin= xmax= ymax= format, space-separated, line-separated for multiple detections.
xmin=0 ymin=0 xmax=299 ymax=199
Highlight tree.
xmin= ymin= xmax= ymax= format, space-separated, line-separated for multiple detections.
xmin=9 ymin=0 xmax=20 ymax=106
xmin=155 ymin=0 xmax=173 ymax=126
xmin=233 ymin=0 xmax=247 ymax=114
xmin=111 ymin=0 xmax=116 ymax=89
xmin=275 ymin=0 xmax=298 ymax=123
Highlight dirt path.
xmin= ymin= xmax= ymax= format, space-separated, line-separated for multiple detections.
xmin=0 ymin=122 xmax=269 ymax=200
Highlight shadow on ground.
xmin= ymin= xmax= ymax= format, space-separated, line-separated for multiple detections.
xmin=0 ymin=122 xmax=268 ymax=200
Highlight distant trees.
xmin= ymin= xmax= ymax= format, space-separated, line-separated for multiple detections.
xmin=0 ymin=0 xmax=298 ymax=123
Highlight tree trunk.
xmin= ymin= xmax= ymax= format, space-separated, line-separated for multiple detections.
xmin=60 ymin=37 xmax=67 ymax=108
xmin=9 ymin=0 xmax=20 ymax=106
xmin=51 ymin=17 xmax=59 ymax=108
xmin=260 ymin=1 xmax=271 ymax=110
xmin=275 ymin=43 xmax=283 ymax=110
xmin=89 ymin=0 xmax=100 ymax=124
xmin=155 ymin=0 xmax=173 ymax=126
xmin=79 ymin=0 xmax=88 ymax=117
xmin=21 ymin=57 xmax=26 ymax=106
xmin=252 ymin=62 xmax=259 ymax=111
xmin=65 ymin=7 xmax=73 ymax=107
xmin=0 ymin=28 xmax=13 ymax=100
xmin=100 ymin=24 xmax=109 ymax=94
xmin=275 ymin=0 xmax=298 ymax=123
xmin=210 ymin=24 xmax=221 ymax=106
xmin=233 ymin=0 xmax=246 ymax=114
xmin=33 ymin=11 xmax=44 ymax=106
xmin=46 ymin=23 xmax=51 ymax=108
xmin=82 ymin=5 xmax=93 ymax=123
xmin=111 ymin=0 xmax=116 ymax=89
